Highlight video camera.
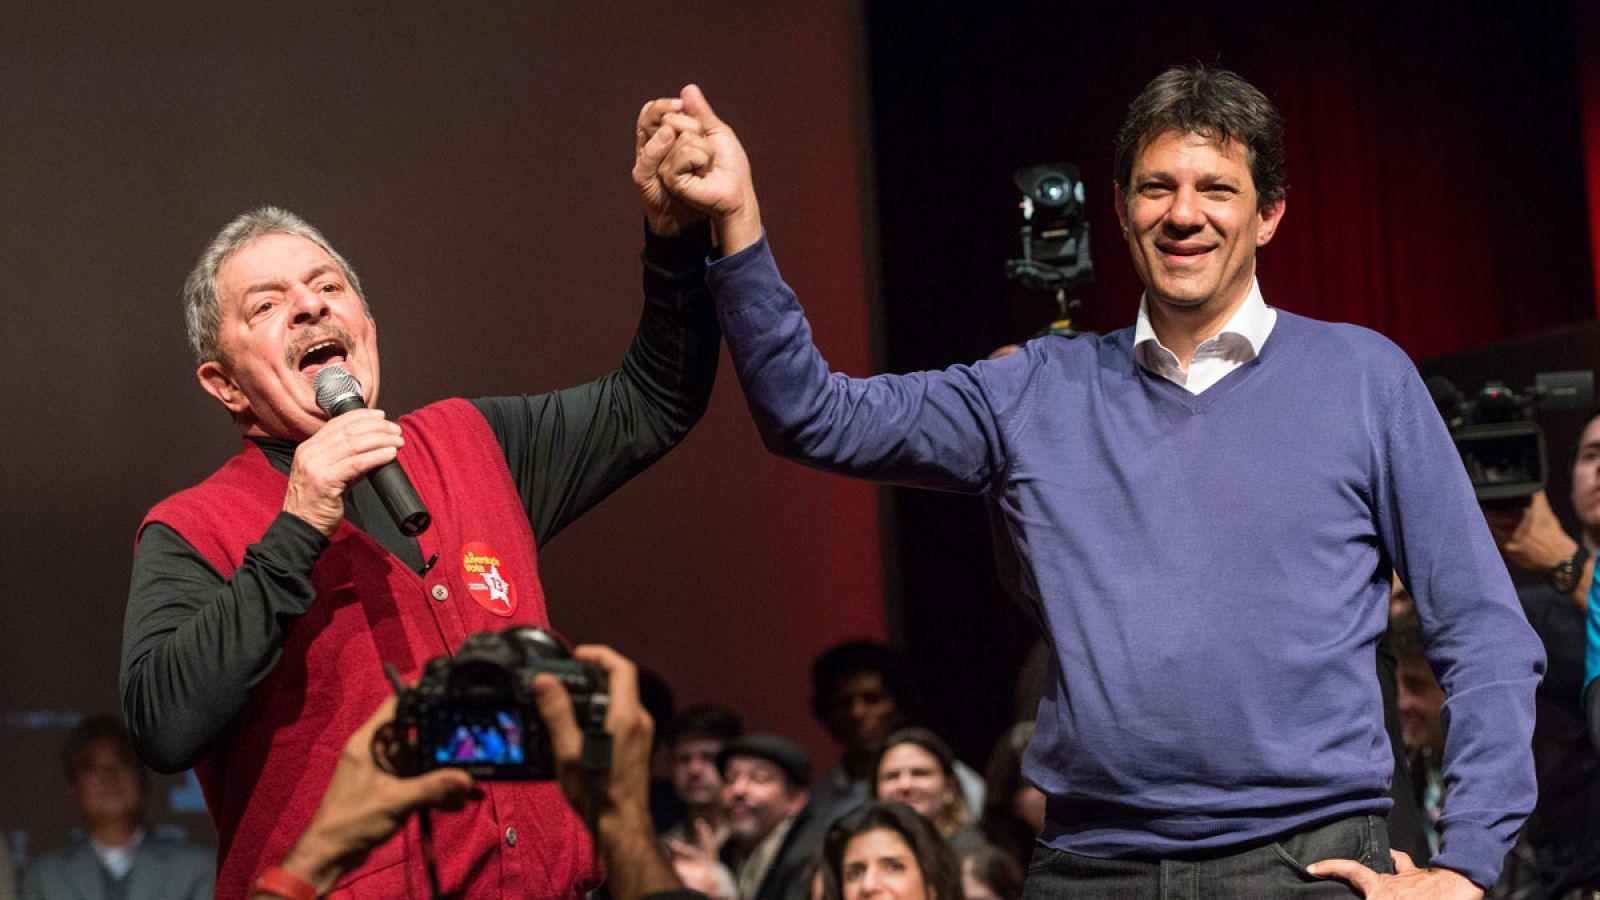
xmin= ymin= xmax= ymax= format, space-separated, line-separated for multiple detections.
xmin=1004 ymin=162 xmax=1093 ymax=337
xmin=1429 ymin=370 xmax=1593 ymax=506
xmin=374 ymin=626 xmax=608 ymax=781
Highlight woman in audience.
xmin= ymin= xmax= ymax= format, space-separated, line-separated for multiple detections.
xmin=818 ymin=801 xmax=962 ymax=900
xmin=978 ymin=720 xmax=1046 ymax=869
xmin=959 ymin=842 xmax=1024 ymax=900
xmin=871 ymin=727 xmax=981 ymax=850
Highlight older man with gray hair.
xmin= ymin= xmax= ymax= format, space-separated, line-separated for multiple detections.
xmin=119 ymin=99 xmax=719 ymax=900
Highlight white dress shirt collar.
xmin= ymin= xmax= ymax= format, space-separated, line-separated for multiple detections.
xmin=1133 ymin=277 xmax=1276 ymax=394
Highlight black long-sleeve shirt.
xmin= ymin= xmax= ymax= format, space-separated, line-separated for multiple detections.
xmin=121 ymin=226 xmax=717 ymax=773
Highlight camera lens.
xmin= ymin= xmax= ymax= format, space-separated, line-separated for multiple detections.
xmin=1037 ymin=176 xmax=1067 ymax=205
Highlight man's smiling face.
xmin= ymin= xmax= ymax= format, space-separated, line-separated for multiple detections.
xmin=1115 ymin=129 xmax=1284 ymax=321
xmin=197 ymin=232 xmax=380 ymax=440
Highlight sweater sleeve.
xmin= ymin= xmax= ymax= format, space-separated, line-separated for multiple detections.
xmin=473 ymin=223 xmax=720 ymax=545
xmin=121 ymin=515 xmax=329 ymax=772
xmin=1376 ymin=366 xmax=1545 ymax=887
xmin=704 ymin=233 xmax=1013 ymax=492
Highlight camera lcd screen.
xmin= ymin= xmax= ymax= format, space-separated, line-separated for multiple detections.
xmin=429 ymin=707 xmax=527 ymax=766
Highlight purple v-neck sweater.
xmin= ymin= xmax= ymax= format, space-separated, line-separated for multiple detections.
xmin=707 ymin=235 xmax=1543 ymax=888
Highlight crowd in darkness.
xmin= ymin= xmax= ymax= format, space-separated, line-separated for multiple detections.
xmin=641 ymin=639 xmax=1033 ymax=900
xmin=636 ymin=596 xmax=1600 ymax=900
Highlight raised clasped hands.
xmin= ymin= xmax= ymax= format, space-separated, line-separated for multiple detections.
xmin=634 ymin=95 xmax=701 ymax=237
xmin=1307 ymin=849 xmax=1483 ymax=899
xmin=636 ymin=84 xmax=762 ymax=255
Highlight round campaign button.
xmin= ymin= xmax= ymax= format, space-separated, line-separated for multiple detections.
xmin=459 ymin=541 xmax=517 ymax=617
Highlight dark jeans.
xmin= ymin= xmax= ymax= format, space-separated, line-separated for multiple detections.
xmin=1024 ymin=816 xmax=1395 ymax=899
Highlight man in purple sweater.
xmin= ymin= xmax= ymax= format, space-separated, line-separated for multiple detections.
xmin=649 ymin=67 xmax=1543 ymax=898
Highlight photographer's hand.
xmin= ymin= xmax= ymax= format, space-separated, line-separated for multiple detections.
xmin=532 ymin=645 xmax=683 ymax=900
xmin=258 ymin=695 xmax=477 ymax=898
xmin=1484 ymin=490 xmax=1591 ymax=608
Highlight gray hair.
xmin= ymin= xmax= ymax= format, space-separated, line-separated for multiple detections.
xmin=183 ymin=207 xmax=368 ymax=364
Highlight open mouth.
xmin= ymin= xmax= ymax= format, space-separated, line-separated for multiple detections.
xmin=295 ymin=337 xmax=350 ymax=379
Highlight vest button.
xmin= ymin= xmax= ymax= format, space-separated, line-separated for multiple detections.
xmin=430 ymin=584 xmax=449 ymax=602
xmin=505 ymin=826 xmax=517 ymax=847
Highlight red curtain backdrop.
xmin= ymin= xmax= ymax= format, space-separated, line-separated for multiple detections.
xmin=1581 ymin=0 xmax=1600 ymax=317
xmin=1251 ymin=6 xmax=1596 ymax=359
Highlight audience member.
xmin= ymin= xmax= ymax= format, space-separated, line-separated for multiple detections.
xmin=660 ymin=705 xmax=743 ymax=898
xmin=960 ymin=843 xmax=1025 ymax=900
xmin=1590 ymin=601 xmax=1599 ymax=750
xmin=639 ymin=669 xmax=689 ymax=835
xmin=1390 ymin=595 xmax=1445 ymax=856
xmin=662 ymin=704 xmax=743 ymax=845
xmin=21 ymin=716 xmax=213 ymax=900
xmin=1588 ymin=646 xmax=1599 ymax=752
xmin=817 ymin=801 xmax=960 ymax=900
xmin=716 ymin=734 xmax=822 ymax=900
xmin=871 ymin=728 xmax=979 ymax=850
xmin=977 ymin=721 xmax=1044 ymax=871
xmin=808 ymin=641 xmax=982 ymax=825
xmin=1482 ymin=412 xmax=1600 ymax=896
xmin=247 ymin=644 xmax=694 ymax=900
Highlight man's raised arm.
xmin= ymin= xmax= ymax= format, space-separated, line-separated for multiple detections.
xmin=651 ymin=85 xmax=1016 ymax=494
xmin=472 ymin=98 xmax=722 ymax=545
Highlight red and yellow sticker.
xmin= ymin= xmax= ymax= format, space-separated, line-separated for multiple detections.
xmin=460 ymin=542 xmax=517 ymax=617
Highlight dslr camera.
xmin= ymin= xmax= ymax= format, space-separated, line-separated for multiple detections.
xmin=375 ymin=626 xmax=608 ymax=780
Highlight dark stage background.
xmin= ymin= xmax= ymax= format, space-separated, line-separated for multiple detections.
xmin=3 ymin=0 xmax=1599 ymax=869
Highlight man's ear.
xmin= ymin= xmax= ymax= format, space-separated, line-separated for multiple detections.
xmin=1113 ymin=182 xmax=1130 ymax=235
xmin=786 ymin=786 xmax=810 ymax=817
xmin=197 ymin=360 xmax=250 ymax=417
xmin=1256 ymin=196 xmax=1287 ymax=247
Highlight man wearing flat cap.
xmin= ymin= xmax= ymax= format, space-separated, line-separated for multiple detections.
xmin=716 ymin=735 xmax=820 ymax=900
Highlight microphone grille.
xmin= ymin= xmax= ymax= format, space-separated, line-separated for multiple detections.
xmin=313 ymin=365 xmax=364 ymax=415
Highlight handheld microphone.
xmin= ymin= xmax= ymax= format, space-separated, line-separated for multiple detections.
xmin=313 ymin=365 xmax=432 ymax=536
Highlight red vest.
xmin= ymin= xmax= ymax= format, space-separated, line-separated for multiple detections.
xmin=142 ymin=399 xmax=599 ymax=899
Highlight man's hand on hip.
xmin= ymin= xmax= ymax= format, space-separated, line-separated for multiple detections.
xmin=282 ymin=408 xmax=404 ymax=536
xmin=1308 ymin=850 xmax=1483 ymax=899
